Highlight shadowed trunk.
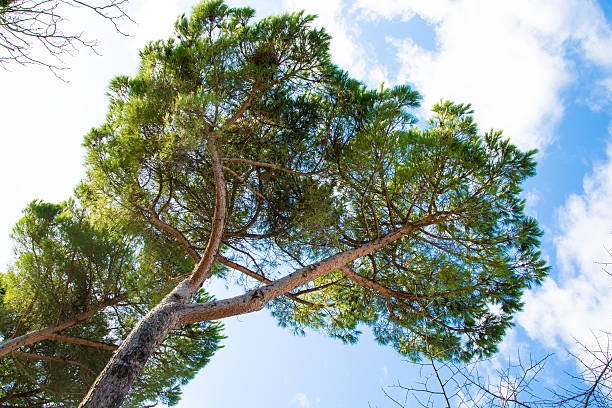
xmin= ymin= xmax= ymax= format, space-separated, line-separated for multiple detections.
xmin=78 ymin=283 xmax=190 ymax=408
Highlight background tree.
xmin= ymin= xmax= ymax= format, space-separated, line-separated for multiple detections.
xmin=0 ymin=200 xmax=222 ymax=407
xmin=0 ymin=0 xmax=131 ymax=73
xmin=382 ymin=332 xmax=612 ymax=408
xmin=0 ymin=1 xmax=549 ymax=406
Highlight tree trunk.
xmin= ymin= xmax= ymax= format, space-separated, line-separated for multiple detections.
xmin=78 ymin=282 xmax=191 ymax=408
xmin=77 ymin=221 xmax=429 ymax=408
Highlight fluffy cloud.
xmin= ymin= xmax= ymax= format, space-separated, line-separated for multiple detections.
xmin=292 ymin=392 xmax=314 ymax=408
xmin=350 ymin=0 xmax=612 ymax=151
xmin=520 ymin=140 xmax=612 ymax=350
xmin=347 ymin=0 xmax=612 ymax=376
xmin=235 ymin=0 xmax=612 ymax=151
xmin=280 ymin=0 xmax=388 ymax=85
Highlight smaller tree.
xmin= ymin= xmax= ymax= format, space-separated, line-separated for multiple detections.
xmin=0 ymin=200 xmax=223 ymax=407
xmin=0 ymin=0 xmax=131 ymax=74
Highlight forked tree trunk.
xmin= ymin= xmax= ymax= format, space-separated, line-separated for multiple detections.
xmin=78 ymin=222 xmax=424 ymax=408
xmin=81 ymin=135 xmax=229 ymax=408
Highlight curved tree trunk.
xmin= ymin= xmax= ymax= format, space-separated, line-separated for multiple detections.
xmin=80 ymin=135 xmax=228 ymax=408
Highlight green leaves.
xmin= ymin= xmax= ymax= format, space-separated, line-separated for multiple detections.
xmin=0 ymin=201 xmax=223 ymax=407
xmin=0 ymin=3 xmax=552 ymax=407
xmin=83 ymin=2 xmax=334 ymax=254
xmin=81 ymin=0 xmax=545 ymax=371
xmin=268 ymin=100 xmax=547 ymax=362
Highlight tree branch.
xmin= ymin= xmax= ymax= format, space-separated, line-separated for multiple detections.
xmin=189 ymin=136 xmax=226 ymax=290
xmin=11 ymin=351 xmax=97 ymax=377
xmin=147 ymin=209 xmax=201 ymax=263
xmin=220 ymin=157 xmax=324 ymax=177
xmin=340 ymin=266 xmax=422 ymax=301
xmin=179 ymin=222 xmax=425 ymax=325
xmin=47 ymin=334 xmax=118 ymax=351
xmin=0 ymin=298 xmax=121 ymax=357
xmin=217 ymin=254 xmax=321 ymax=308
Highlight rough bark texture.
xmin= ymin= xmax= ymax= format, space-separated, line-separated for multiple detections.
xmin=178 ymin=224 xmax=418 ymax=325
xmin=78 ymin=282 xmax=190 ymax=408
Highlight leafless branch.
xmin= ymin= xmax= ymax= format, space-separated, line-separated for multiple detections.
xmin=0 ymin=0 xmax=132 ymax=75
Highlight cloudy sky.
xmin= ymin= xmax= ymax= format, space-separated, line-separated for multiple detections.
xmin=1 ymin=0 xmax=612 ymax=406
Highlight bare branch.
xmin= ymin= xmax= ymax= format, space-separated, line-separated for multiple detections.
xmin=0 ymin=0 xmax=132 ymax=75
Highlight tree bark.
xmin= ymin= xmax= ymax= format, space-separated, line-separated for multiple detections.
xmin=78 ymin=281 xmax=190 ymax=408
xmin=179 ymin=223 xmax=418 ymax=325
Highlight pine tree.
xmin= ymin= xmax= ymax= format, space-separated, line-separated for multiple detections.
xmin=0 ymin=201 xmax=222 ymax=406
xmin=0 ymin=2 xmax=548 ymax=406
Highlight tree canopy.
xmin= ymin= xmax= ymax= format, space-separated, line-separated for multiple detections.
xmin=0 ymin=1 xmax=548 ymax=407
xmin=0 ymin=201 xmax=222 ymax=406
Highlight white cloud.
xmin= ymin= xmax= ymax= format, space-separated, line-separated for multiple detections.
xmin=292 ymin=392 xmax=314 ymax=408
xmin=281 ymin=0 xmax=387 ymax=86
xmin=523 ymin=189 xmax=541 ymax=218
xmin=349 ymin=0 xmax=612 ymax=152
xmin=519 ymin=139 xmax=612 ymax=352
xmin=365 ymin=0 xmax=569 ymax=150
xmin=350 ymin=0 xmax=612 ymax=385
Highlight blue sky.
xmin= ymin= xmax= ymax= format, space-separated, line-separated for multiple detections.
xmin=1 ymin=0 xmax=612 ymax=407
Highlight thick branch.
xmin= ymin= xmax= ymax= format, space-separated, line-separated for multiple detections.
xmin=220 ymin=82 xmax=259 ymax=130
xmin=217 ymin=255 xmax=320 ymax=308
xmin=0 ymin=300 xmax=118 ymax=357
xmin=189 ymin=136 xmax=226 ymax=289
xmin=0 ymin=388 xmax=43 ymax=404
xmin=179 ymin=223 xmax=422 ymax=325
xmin=583 ymin=354 xmax=612 ymax=407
